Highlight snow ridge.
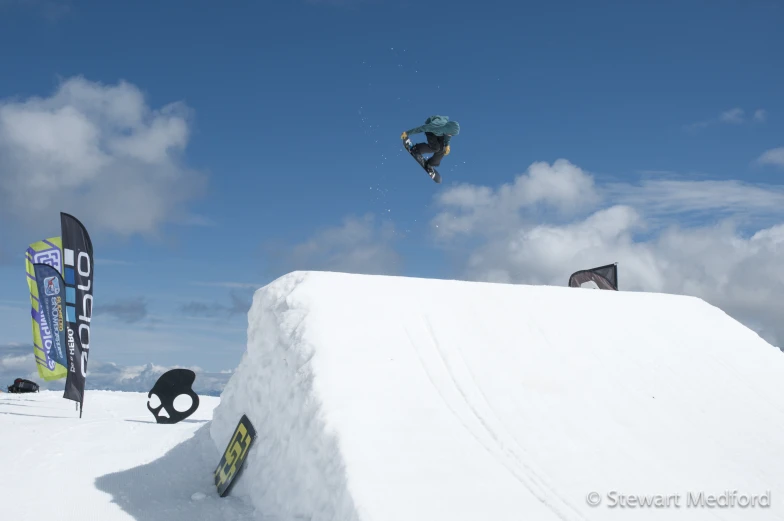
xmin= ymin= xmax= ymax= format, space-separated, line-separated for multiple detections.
xmin=211 ymin=270 xmax=784 ymax=521
xmin=210 ymin=271 xmax=360 ymax=521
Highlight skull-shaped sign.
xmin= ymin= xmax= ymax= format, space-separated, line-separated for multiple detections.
xmin=147 ymin=368 xmax=200 ymax=424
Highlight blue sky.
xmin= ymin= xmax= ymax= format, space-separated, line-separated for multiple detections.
xmin=1 ymin=0 xmax=783 ymax=387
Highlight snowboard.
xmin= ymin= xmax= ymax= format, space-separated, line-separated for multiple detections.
xmin=403 ymin=138 xmax=441 ymax=183
xmin=214 ymin=414 xmax=256 ymax=497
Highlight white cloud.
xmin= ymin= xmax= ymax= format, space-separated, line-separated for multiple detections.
xmin=686 ymin=107 xmax=766 ymax=130
xmin=431 ymin=159 xmax=600 ymax=241
xmin=0 ymin=351 xmax=33 ymax=374
xmin=432 ymin=160 xmax=784 ymax=243
xmin=0 ymin=76 xmax=208 ymax=236
xmin=191 ymin=281 xmax=262 ymax=289
xmin=604 ymin=178 xmax=784 ymax=226
xmin=81 ymin=361 xmax=231 ymax=396
xmin=430 ymin=160 xmax=784 ymax=348
xmin=720 ymin=108 xmax=744 ymax=124
xmin=758 ymin=147 xmax=784 ymax=168
xmin=0 ymin=343 xmax=231 ymax=396
xmin=266 ymin=213 xmax=403 ymax=276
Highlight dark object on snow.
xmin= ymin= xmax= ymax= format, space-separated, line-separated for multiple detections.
xmin=147 ymin=368 xmax=200 ymax=424
xmin=568 ymin=263 xmax=618 ymax=290
xmin=215 ymin=414 xmax=257 ymax=497
xmin=7 ymin=378 xmax=40 ymax=393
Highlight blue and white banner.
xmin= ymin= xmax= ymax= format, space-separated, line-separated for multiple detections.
xmin=32 ymin=263 xmax=68 ymax=370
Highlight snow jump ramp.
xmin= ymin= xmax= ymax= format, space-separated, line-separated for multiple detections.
xmin=210 ymin=271 xmax=784 ymax=520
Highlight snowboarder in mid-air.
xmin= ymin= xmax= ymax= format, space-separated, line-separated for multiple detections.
xmin=401 ymin=115 xmax=460 ymax=183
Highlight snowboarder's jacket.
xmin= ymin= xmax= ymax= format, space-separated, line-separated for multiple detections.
xmin=405 ymin=115 xmax=460 ymax=145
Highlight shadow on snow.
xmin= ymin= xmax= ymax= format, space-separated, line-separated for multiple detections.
xmin=94 ymin=423 xmax=258 ymax=521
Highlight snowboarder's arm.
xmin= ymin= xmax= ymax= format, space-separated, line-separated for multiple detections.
xmin=405 ymin=121 xmax=444 ymax=136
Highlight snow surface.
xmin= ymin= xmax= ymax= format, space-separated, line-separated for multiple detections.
xmin=212 ymin=271 xmax=784 ymax=521
xmin=4 ymin=270 xmax=784 ymax=520
xmin=0 ymin=390 xmax=255 ymax=520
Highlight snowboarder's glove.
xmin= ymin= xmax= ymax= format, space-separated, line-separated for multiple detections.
xmin=401 ymin=131 xmax=408 ymax=140
xmin=444 ymin=145 xmax=450 ymax=155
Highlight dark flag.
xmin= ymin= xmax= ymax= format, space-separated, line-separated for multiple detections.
xmin=568 ymin=263 xmax=618 ymax=290
xmin=60 ymin=212 xmax=94 ymax=416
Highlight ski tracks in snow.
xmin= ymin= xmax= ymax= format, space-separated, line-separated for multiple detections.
xmin=404 ymin=316 xmax=587 ymax=521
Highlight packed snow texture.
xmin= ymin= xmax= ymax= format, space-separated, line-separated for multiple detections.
xmin=0 ymin=391 xmax=255 ymax=520
xmin=210 ymin=271 xmax=784 ymax=520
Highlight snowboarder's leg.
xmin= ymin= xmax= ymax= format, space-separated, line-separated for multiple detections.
xmin=412 ymin=132 xmax=442 ymax=156
xmin=412 ymin=133 xmax=446 ymax=169
xmin=425 ymin=134 xmax=446 ymax=167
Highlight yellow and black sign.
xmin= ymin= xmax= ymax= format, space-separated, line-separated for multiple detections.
xmin=214 ymin=414 xmax=256 ymax=497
